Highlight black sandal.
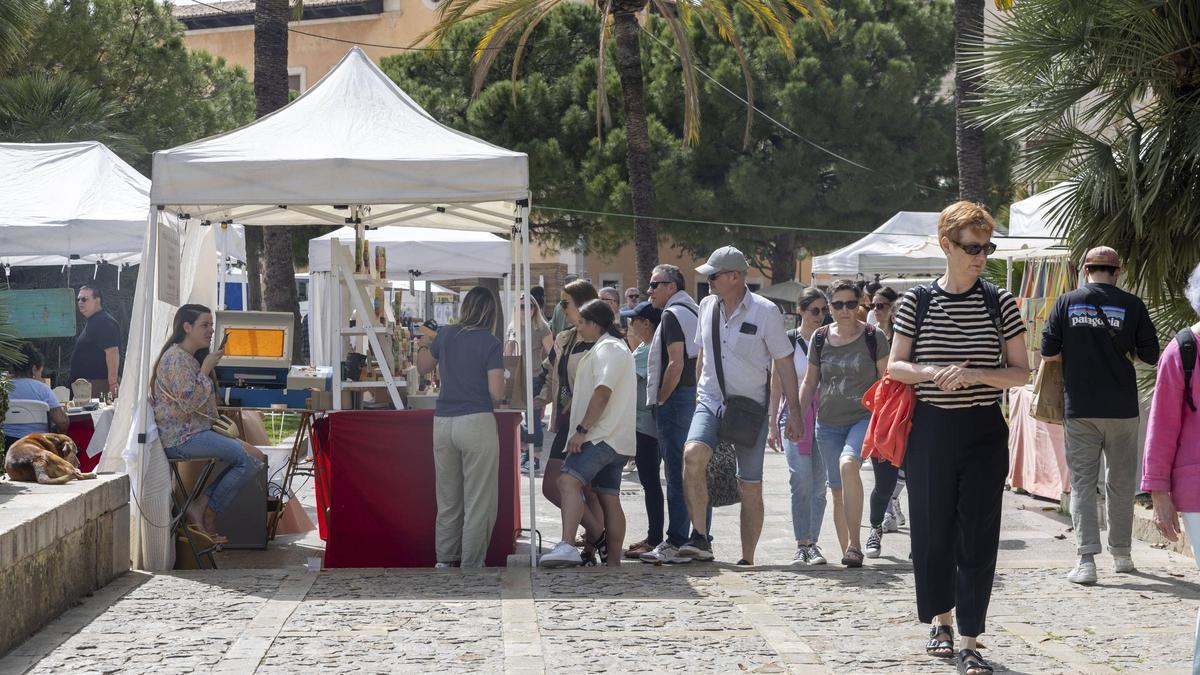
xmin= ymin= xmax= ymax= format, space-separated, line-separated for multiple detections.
xmin=926 ymin=625 xmax=954 ymax=658
xmin=841 ymin=546 xmax=864 ymax=568
xmin=956 ymin=649 xmax=993 ymax=675
xmin=593 ymin=531 xmax=608 ymax=565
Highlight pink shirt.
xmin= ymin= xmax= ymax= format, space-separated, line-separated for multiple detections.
xmin=1141 ymin=332 xmax=1200 ymax=512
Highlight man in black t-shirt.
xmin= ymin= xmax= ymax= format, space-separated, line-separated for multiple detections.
xmin=70 ymin=284 xmax=122 ymax=397
xmin=1041 ymin=246 xmax=1159 ymax=585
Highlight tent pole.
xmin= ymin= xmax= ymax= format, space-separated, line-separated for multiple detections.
xmin=135 ymin=208 xmax=161 ymax=533
xmin=520 ymin=200 xmax=536 ymax=569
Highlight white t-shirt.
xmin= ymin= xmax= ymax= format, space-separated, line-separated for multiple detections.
xmin=569 ymin=333 xmax=637 ymax=457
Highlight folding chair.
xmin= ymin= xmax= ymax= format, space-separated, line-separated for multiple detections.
xmin=169 ymin=457 xmax=223 ymax=569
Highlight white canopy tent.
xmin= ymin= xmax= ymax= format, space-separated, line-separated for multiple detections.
xmin=307 ymin=224 xmax=510 ymax=369
xmin=0 ymin=142 xmax=153 ymax=267
xmin=1009 ymin=183 xmax=1072 ymax=239
xmin=101 ymin=47 xmax=536 ymax=572
xmin=812 ymin=210 xmax=1068 ymax=279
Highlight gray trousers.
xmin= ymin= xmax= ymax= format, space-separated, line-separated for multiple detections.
xmin=1063 ymin=417 xmax=1139 ymax=557
xmin=433 ymin=413 xmax=499 ymax=567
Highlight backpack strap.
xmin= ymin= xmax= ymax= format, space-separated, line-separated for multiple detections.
xmin=909 ymin=285 xmax=934 ymax=364
xmin=1176 ymin=328 xmax=1198 ymax=413
xmin=811 ymin=325 xmax=829 ymax=364
xmin=980 ymin=280 xmax=1008 ymax=367
xmin=710 ymin=300 xmax=727 ymax=399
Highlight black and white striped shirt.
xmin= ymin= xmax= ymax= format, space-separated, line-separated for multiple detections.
xmin=893 ymin=281 xmax=1026 ymax=409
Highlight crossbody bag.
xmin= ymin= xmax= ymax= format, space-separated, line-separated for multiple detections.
xmin=710 ymin=302 xmax=768 ymax=447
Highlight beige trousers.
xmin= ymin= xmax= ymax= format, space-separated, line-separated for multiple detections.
xmin=433 ymin=413 xmax=499 ymax=567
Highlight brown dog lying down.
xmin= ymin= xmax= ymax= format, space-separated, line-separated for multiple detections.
xmin=4 ymin=433 xmax=97 ymax=485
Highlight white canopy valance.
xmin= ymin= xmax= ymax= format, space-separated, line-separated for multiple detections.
xmin=307 ymin=225 xmax=511 ymax=280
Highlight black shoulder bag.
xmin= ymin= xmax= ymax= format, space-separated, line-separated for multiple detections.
xmin=711 ymin=303 xmax=769 ymax=447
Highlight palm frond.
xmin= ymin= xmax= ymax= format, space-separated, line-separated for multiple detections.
xmin=0 ymin=0 xmax=39 ymax=71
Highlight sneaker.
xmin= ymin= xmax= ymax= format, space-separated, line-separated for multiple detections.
xmin=806 ymin=543 xmax=827 ymax=565
xmin=539 ymin=541 xmax=582 ymax=568
xmin=520 ymin=457 xmax=541 ymax=475
xmin=640 ymin=541 xmax=690 ymax=564
xmin=865 ymin=527 xmax=883 ymax=559
xmin=1113 ymin=555 xmax=1136 ymax=573
xmin=678 ymin=535 xmax=715 ymax=561
xmin=434 ymin=562 xmax=454 ymax=569
xmin=580 ymin=549 xmax=598 ymax=567
xmin=791 ymin=546 xmax=810 ymax=566
xmin=881 ymin=512 xmax=899 ymax=534
xmin=1067 ymin=561 xmax=1097 ymax=585
xmin=892 ymin=497 xmax=906 ymax=526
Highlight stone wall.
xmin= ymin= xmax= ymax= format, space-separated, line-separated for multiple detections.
xmin=0 ymin=474 xmax=130 ymax=656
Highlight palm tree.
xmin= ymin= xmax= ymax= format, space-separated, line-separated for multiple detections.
xmin=254 ymin=0 xmax=304 ymax=362
xmin=427 ymin=0 xmax=829 ymax=291
xmin=0 ymin=73 xmax=141 ymax=156
xmin=954 ymin=0 xmax=987 ymax=204
xmin=975 ymin=0 xmax=1200 ymax=326
xmin=0 ymin=0 xmax=39 ymax=72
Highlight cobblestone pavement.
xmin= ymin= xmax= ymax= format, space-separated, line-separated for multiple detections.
xmin=3 ymin=451 xmax=1198 ymax=674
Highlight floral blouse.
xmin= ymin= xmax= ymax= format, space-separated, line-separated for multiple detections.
xmin=152 ymin=344 xmax=217 ymax=449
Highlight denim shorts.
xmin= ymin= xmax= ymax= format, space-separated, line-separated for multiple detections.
xmin=686 ymin=403 xmax=768 ymax=482
xmin=562 ymin=441 xmax=627 ymax=495
xmin=814 ymin=417 xmax=871 ymax=490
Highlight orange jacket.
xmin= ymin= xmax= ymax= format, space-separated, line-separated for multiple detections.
xmin=861 ymin=376 xmax=916 ymax=467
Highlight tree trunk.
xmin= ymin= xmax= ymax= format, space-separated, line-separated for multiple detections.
xmin=954 ymin=0 xmax=987 ymax=204
xmin=611 ymin=10 xmax=658 ymax=293
xmin=769 ymin=231 xmax=796 ymax=284
xmin=254 ymin=0 xmax=302 ymax=363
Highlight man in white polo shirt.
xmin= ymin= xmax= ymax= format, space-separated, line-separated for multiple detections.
xmin=681 ymin=246 xmax=803 ymax=565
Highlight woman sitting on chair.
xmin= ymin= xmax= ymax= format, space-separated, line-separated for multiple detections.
xmin=150 ymin=304 xmax=264 ymax=540
xmin=3 ymin=343 xmax=69 ymax=449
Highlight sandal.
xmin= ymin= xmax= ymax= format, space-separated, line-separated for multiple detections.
xmin=593 ymin=531 xmax=608 ymax=565
xmin=624 ymin=539 xmax=655 ymax=559
xmin=926 ymin=625 xmax=954 ymax=658
xmin=841 ymin=546 xmax=864 ymax=568
xmin=955 ymin=648 xmax=993 ymax=675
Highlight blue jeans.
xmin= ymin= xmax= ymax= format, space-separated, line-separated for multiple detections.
xmin=814 ymin=417 xmax=871 ymax=490
xmin=656 ymin=386 xmax=696 ymax=547
xmin=783 ymin=436 xmax=826 ymax=543
xmin=163 ymin=429 xmax=259 ymax=514
xmin=522 ymin=405 xmax=545 ymax=454
xmin=562 ymin=441 xmax=626 ymax=495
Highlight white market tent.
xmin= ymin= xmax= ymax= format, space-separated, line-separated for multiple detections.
xmin=306 ymin=224 xmax=510 ymax=368
xmin=812 ymin=210 xmax=1068 ymax=279
xmin=0 ymin=142 xmax=151 ymax=267
xmin=100 ymin=47 xmax=537 ymax=572
xmin=1009 ymin=183 xmax=1072 ymax=239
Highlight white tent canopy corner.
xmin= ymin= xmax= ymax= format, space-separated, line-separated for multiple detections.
xmin=106 ymin=46 xmax=536 ymax=572
xmin=0 ymin=141 xmax=152 ymax=267
xmin=812 ymin=212 xmax=943 ymax=277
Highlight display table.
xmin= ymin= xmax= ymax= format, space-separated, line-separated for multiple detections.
xmin=1008 ymin=385 xmax=1071 ymax=500
xmin=66 ymin=406 xmax=115 ymax=473
xmin=312 ymin=409 xmax=521 ymax=567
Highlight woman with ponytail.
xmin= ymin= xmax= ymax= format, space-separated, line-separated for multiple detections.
xmin=539 ymin=299 xmax=636 ymax=568
xmin=150 ymin=304 xmax=265 ymax=540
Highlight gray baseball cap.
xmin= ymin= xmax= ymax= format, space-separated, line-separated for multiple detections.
xmin=696 ymin=245 xmax=749 ymax=276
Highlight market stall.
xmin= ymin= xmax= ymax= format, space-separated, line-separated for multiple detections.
xmin=100 ymin=47 xmax=538 ymax=571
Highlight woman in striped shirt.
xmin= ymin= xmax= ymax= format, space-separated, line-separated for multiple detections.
xmin=887 ymin=201 xmax=1029 ymax=675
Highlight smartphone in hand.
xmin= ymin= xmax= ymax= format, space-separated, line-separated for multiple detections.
xmin=218 ymin=330 xmax=230 ymax=351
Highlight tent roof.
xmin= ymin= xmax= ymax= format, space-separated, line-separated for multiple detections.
xmin=1009 ymin=184 xmax=1072 ymax=239
xmin=307 ymin=224 xmax=511 ymax=279
xmin=757 ymin=280 xmax=808 ymax=304
xmin=812 ymin=212 xmax=943 ymax=276
xmin=0 ymin=142 xmax=149 ymax=261
xmin=150 ymin=48 xmax=528 ymax=232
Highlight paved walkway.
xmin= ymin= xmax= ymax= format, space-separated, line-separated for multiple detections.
xmin=2 ymin=451 xmax=1198 ymax=674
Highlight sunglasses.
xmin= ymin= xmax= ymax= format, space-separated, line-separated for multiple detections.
xmin=559 ymin=299 xmax=569 ymax=308
xmin=76 ymin=297 xmax=92 ymax=303
xmin=951 ymin=239 xmax=998 ymax=256
xmin=802 ymin=305 xmax=828 ymax=316
xmin=830 ymin=300 xmax=859 ymax=311
xmin=647 ymin=281 xmax=667 ymax=289
xmin=870 ymin=302 xmax=892 ymax=311
xmin=626 ymin=294 xmax=639 ymax=299
xmin=707 ymin=271 xmax=732 ymax=282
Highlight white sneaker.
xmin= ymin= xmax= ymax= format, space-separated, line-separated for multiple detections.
xmin=892 ymin=497 xmax=906 ymax=526
xmin=1067 ymin=561 xmax=1097 ymax=585
xmin=640 ymin=541 xmax=690 ymax=564
xmin=539 ymin=541 xmax=582 ymax=568
xmin=434 ymin=562 xmax=454 ymax=569
xmin=864 ymin=527 xmax=883 ymax=559
xmin=1113 ymin=555 xmax=1136 ymax=573
xmin=881 ymin=512 xmax=899 ymax=533
xmin=807 ymin=543 xmax=827 ymax=565
xmin=791 ymin=546 xmax=810 ymax=566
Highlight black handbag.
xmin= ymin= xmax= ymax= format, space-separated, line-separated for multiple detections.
xmin=711 ymin=304 xmax=768 ymax=447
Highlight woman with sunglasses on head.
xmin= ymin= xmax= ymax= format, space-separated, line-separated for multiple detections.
xmin=506 ymin=294 xmax=554 ymax=474
xmin=535 ymin=279 xmax=607 ymax=564
xmin=768 ymin=287 xmax=830 ymax=565
xmin=888 ymin=201 xmax=1028 ymax=675
xmin=796 ymin=279 xmax=890 ymax=567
